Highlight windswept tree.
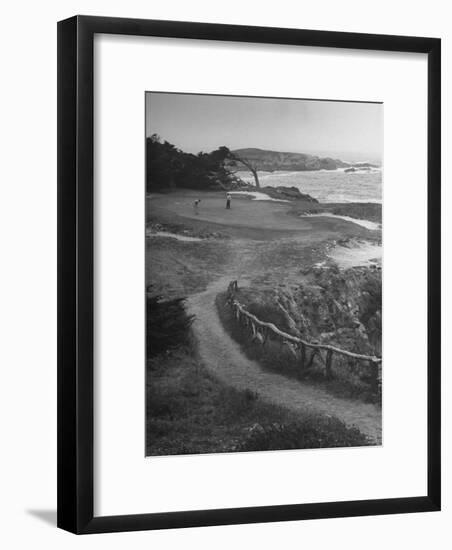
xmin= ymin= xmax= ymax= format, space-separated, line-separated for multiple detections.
xmin=225 ymin=149 xmax=261 ymax=189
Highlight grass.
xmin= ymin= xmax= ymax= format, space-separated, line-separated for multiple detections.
xmin=146 ymin=236 xmax=232 ymax=298
xmin=146 ymin=342 xmax=370 ymax=456
xmin=216 ymin=292 xmax=381 ymax=406
xmin=147 ymin=191 xmax=309 ymax=241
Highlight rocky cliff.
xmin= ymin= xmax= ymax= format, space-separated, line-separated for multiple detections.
xmin=230 ymin=148 xmax=378 ymax=172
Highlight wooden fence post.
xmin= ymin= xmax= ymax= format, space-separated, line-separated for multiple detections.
xmin=251 ymin=321 xmax=256 ymax=340
xmin=325 ymin=350 xmax=333 ymax=379
xmin=307 ymin=349 xmax=317 ymax=369
xmin=376 ymin=361 xmax=382 ymax=397
xmin=300 ymin=343 xmax=306 ymax=370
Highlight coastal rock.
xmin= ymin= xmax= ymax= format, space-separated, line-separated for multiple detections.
xmin=260 ymin=186 xmax=319 ymax=203
xmin=345 ymin=164 xmax=376 ymax=173
xmin=241 ymin=264 xmax=381 ymax=358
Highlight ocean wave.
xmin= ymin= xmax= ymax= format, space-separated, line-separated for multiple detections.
xmin=238 ymin=169 xmax=382 ymax=204
xmin=320 ymin=196 xmax=383 ymax=205
xmin=328 ymin=241 xmax=382 ymax=268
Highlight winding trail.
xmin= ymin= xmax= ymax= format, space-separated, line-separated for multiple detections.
xmin=187 ymin=276 xmax=382 ymax=444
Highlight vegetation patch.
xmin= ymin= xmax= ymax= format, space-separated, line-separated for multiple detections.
xmin=216 ymin=275 xmax=381 ymax=406
xmin=146 ymin=236 xmax=232 ymax=298
xmin=146 ymin=291 xmax=194 ymax=358
xmin=146 ymin=342 xmax=370 ymax=456
xmin=146 ymin=220 xmax=229 ymax=240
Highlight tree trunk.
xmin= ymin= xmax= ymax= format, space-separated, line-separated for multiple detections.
xmin=251 ymin=168 xmax=260 ymax=189
xmin=228 ymin=153 xmax=260 ymax=189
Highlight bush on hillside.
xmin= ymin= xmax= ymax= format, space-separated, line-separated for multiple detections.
xmin=146 ymin=289 xmax=194 ymax=358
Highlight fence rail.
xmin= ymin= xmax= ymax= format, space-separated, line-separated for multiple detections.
xmin=226 ymin=280 xmax=382 ymax=389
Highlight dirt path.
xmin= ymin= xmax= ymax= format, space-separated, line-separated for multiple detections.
xmin=187 ymin=276 xmax=382 ymax=444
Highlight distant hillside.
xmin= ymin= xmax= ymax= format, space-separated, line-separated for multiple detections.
xmin=230 ymin=148 xmax=377 ymax=172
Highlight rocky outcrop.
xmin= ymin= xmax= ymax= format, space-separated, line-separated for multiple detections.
xmin=228 ymin=148 xmax=380 ymax=173
xmin=240 ymin=264 xmax=381 ymax=359
xmin=260 ymin=186 xmax=319 ymax=203
xmin=345 ymin=165 xmax=374 ymax=173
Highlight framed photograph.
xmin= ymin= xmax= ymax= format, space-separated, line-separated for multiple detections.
xmin=57 ymin=16 xmax=441 ymax=534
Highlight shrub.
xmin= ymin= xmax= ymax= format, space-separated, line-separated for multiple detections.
xmin=237 ymin=416 xmax=369 ymax=452
xmin=146 ymin=289 xmax=194 ymax=358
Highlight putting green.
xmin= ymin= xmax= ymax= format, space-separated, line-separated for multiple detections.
xmin=148 ymin=191 xmax=313 ymax=231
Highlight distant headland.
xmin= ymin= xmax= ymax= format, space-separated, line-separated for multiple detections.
xmin=228 ymin=148 xmax=379 ymax=172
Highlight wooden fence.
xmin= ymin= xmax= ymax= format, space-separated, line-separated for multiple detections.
xmin=226 ymin=280 xmax=382 ymax=393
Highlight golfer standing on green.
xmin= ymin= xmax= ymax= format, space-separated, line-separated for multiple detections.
xmin=193 ymin=199 xmax=201 ymax=215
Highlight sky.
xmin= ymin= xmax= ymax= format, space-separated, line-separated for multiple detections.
xmin=145 ymin=92 xmax=383 ymax=163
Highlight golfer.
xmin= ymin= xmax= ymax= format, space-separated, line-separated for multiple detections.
xmin=226 ymin=193 xmax=231 ymax=209
xmin=193 ymin=199 xmax=201 ymax=215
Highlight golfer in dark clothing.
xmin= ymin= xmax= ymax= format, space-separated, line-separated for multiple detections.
xmin=226 ymin=194 xmax=231 ymax=209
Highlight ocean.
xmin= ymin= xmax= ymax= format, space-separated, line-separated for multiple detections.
xmin=235 ymin=168 xmax=382 ymax=204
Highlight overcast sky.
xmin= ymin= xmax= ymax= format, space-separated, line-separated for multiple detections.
xmin=146 ymin=92 xmax=383 ymax=162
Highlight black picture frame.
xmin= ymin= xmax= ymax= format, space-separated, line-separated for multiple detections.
xmin=57 ymin=15 xmax=441 ymax=534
